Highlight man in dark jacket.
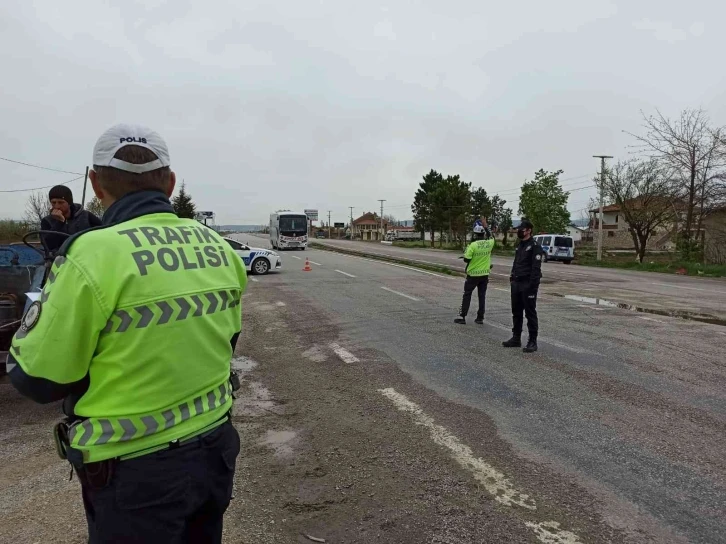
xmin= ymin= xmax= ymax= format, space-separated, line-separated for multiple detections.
xmin=40 ymin=185 xmax=102 ymax=254
xmin=502 ymin=219 xmax=544 ymax=353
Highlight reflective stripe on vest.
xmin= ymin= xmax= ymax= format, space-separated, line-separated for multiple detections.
xmin=102 ymin=289 xmax=241 ymax=334
xmin=69 ymin=380 xmax=233 ymax=448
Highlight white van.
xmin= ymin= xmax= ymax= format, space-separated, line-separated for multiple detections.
xmin=533 ymin=234 xmax=574 ymax=264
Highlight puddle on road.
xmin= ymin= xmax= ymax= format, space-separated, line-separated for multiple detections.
xmin=259 ymin=430 xmax=298 ymax=459
xmin=551 ymin=293 xmax=726 ymax=326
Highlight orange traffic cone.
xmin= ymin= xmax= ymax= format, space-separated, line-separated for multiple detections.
xmin=303 ymin=258 xmax=312 ymax=272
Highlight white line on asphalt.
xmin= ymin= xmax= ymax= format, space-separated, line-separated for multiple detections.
xmin=250 ymin=277 xmax=259 ymax=282
xmin=576 ymin=305 xmax=608 ymax=311
xmin=381 ymin=286 xmax=420 ymax=301
xmin=332 ymin=253 xmax=454 ymax=279
xmin=334 ymin=270 xmax=357 ymax=278
xmin=378 ymin=388 xmax=582 ymax=544
xmin=638 ymin=316 xmax=665 ymax=323
xmin=275 ymin=301 xmax=286 ymax=307
xmin=289 ymin=255 xmax=302 ymax=260
xmin=491 ymin=273 xmax=510 ymax=277
xmin=329 ymin=342 xmax=359 ymax=364
xmin=651 ymin=282 xmax=726 ymax=295
xmin=494 ymin=288 xmax=509 ymax=293
xmin=309 ymin=260 xmax=322 ymax=266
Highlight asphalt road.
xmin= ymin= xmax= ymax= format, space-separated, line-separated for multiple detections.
xmin=308 ymin=238 xmax=726 ymax=323
xmin=231 ymin=233 xmax=726 ymax=543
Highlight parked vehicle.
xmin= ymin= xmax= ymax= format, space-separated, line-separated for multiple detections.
xmin=0 ymin=234 xmax=59 ymax=375
xmin=533 ymin=234 xmax=574 ymax=263
xmin=224 ymin=237 xmax=281 ymax=275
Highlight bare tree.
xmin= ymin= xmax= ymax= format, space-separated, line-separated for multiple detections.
xmin=24 ymin=190 xmax=48 ymax=227
xmin=603 ymin=159 xmax=677 ymax=263
xmin=626 ymin=109 xmax=726 ymax=258
xmin=86 ymin=196 xmax=105 ymax=218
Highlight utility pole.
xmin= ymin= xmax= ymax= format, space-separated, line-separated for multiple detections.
xmin=593 ymin=155 xmax=613 ymax=261
xmin=80 ymin=166 xmax=89 ymax=207
xmin=327 ymin=210 xmax=331 ymax=239
xmin=378 ymin=199 xmax=386 ymax=241
xmin=348 ymin=206 xmax=354 ymax=239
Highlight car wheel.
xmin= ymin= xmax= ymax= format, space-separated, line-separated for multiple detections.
xmin=252 ymin=258 xmax=270 ymax=275
xmin=564 ymin=260 xmax=573 ymax=264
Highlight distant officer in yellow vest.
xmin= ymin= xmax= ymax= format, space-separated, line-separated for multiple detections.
xmin=455 ymin=220 xmax=495 ymax=325
xmin=9 ymin=124 xmax=247 ymax=543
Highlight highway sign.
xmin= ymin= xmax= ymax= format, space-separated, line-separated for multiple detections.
xmin=334 ymin=222 xmax=345 ymax=228
xmin=304 ymin=209 xmax=319 ymax=221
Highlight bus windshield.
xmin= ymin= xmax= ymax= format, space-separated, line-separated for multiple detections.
xmin=279 ymin=215 xmax=307 ymax=232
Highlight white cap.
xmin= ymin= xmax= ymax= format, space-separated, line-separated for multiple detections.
xmin=93 ymin=123 xmax=170 ymax=174
xmin=473 ymin=225 xmax=485 ymax=234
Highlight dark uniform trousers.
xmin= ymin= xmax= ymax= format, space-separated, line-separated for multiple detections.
xmin=460 ymin=275 xmax=489 ymax=319
xmin=81 ymin=420 xmax=240 ymax=544
xmin=511 ymin=280 xmax=538 ymax=340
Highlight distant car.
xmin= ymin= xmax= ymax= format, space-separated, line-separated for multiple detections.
xmin=533 ymin=234 xmax=574 ymax=263
xmin=223 ymin=237 xmax=282 ymax=275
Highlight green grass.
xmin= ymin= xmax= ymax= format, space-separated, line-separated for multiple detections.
xmin=574 ymin=252 xmax=726 ymax=277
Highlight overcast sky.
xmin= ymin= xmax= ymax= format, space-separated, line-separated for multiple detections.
xmin=1 ymin=0 xmax=724 ymax=225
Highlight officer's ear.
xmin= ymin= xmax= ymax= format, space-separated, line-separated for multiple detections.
xmin=166 ymin=171 xmax=177 ymax=198
xmin=89 ymin=170 xmax=105 ymax=201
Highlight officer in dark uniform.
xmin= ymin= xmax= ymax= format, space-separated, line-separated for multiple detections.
xmin=502 ymin=219 xmax=544 ymax=353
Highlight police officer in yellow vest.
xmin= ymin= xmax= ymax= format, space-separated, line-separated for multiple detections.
xmin=455 ymin=220 xmax=495 ymax=325
xmin=8 ymin=124 xmax=247 ymax=543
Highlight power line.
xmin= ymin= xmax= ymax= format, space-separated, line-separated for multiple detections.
xmin=0 ymin=156 xmax=84 ymax=176
xmin=0 ymin=174 xmax=85 ymax=193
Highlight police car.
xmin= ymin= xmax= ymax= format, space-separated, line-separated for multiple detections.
xmin=224 ymin=237 xmax=282 ymax=275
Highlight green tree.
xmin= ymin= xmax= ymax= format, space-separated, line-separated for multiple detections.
xmin=499 ymin=207 xmax=513 ymax=247
xmin=470 ymin=187 xmax=493 ymax=223
xmin=85 ymin=196 xmax=105 ymax=218
xmin=518 ymin=169 xmax=571 ymax=234
xmin=432 ymin=174 xmax=471 ymax=248
xmin=412 ymin=169 xmax=444 ymax=247
xmin=172 ymin=182 xmax=197 ymax=219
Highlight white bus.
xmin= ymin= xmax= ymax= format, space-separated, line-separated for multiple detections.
xmin=270 ymin=211 xmax=308 ymax=250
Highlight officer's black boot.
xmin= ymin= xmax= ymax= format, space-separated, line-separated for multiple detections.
xmin=502 ymin=335 xmax=521 ymax=348
xmin=474 ymin=317 xmax=484 ymax=325
xmin=454 ymin=316 xmax=466 ymax=325
xmin=523 ymin=339 xmax=538 ymax=353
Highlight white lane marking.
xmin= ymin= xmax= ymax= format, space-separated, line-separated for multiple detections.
xmin=381 ymin=286 xmax=420 ymax=301
xmin=334 ymin=269 xmax=357 ymax=278
xmin=638 ymin=316 xmax=664 ymax=323
xmin=329 ymin=342 xmax=359 ymax=364
xmin=491 ymin=273 xmax=510 ymax=277
xmin=576 ymin=305 xmax=608 ymax=311
xmin=494 ymin=288 xmax=509 ymax=293
xmin=331 ymin=253 xmax=453 ymax=279
xmin=525 ymin=521 xmax=582 ymax=544
xmin=309 ymin=260 xmax=322 ymax=266
xmin=379 ymin=388 xmax=534 ymax=509
xmin=275 ymin=301 xmax=286 ymax=307
xmin=486 ymin=322 xmax=592 ymax=355
xmin=379 ymin=388 xmax=582 ymax=544
xmin=289 ymin=255 xmax=302 ymax=260
xmin=250 ymin=277 xmax=259 ymax=282
xmin=651 ymin=282 xmax=726 ymax=295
